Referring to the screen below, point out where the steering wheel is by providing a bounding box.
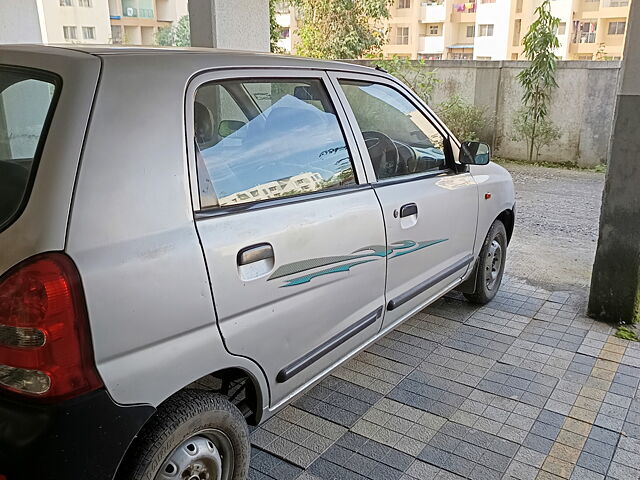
[395,142,418,174]
[362,131,400,179]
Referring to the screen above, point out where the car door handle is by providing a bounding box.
[238,243,274,266]
[400,203,418,218]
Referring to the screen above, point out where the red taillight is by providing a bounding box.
[0,253,102,400]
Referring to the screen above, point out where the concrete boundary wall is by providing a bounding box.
[346,60,621,167]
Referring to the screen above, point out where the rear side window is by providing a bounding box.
[0,67,59,230]
[193,78,355,209]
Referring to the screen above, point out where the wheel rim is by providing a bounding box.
[155,429,235,480]
[485,239,503,291]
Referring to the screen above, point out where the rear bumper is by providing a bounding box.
[0,389,154,480]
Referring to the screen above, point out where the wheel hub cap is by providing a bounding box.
[485,239,502,291]
[157,436,222,480]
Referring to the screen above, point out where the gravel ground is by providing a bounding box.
[499,161,605,291]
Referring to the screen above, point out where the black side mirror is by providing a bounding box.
[460,141,490,165]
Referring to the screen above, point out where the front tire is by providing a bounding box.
[117,390,250,480]
[464,219,507,305]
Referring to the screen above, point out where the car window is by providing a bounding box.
[194,79,355,208]
[0,67,58,231]
[339,80,447,181]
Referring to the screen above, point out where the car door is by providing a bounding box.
[329,72,478,329]
[186,70,387,407]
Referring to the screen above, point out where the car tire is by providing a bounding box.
[464,219,508,305]
[117,390,250,480]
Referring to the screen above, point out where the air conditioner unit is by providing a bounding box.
[126,7,135,16]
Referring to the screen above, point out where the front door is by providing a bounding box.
[187,70,386,406]
[331,74,479,329]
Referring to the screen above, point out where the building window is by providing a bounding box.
[513,19,521,46]
[466,25,475,37]
[575,20,597,43]
[478,24,494,36]
[557,22,566,35]
[481,0,496,3]
[63,26,77,40]
[608,21,626,35]
[78,0,92,6]
[578,54,593,60]
[82,26,96,40]
[429,25,440,35]
[477,56,492,60]
[111,25,123,44]
[396,26,410,44]
[398,0,410,8]
[511,53,519,60]
[516,0,523,13]
[59,0,73,5]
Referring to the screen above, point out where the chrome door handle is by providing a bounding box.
[400,203,418,218]
[237,243,274,266]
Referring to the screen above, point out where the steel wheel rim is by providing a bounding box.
[485,239,503,291]
[155,429,235,480]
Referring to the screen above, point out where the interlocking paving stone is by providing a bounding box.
[443,324,516,360]
[245,279,640,480]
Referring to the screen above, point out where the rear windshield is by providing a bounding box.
[0,66,59,231]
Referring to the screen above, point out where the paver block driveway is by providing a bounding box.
[248,276,640,480]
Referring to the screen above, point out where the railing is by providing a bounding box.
[452,2,477,13]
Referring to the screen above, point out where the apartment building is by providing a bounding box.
[108,0,188,45]
[381,0,631,60]
[0,0,187,46]
[0,0,111,44]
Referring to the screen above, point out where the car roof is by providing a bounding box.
[0,44,376,75]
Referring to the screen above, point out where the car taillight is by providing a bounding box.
[0,253,102,400]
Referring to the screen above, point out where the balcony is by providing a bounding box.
[450,2,477,22]
[421,2,446,23]
[420,35,445,53]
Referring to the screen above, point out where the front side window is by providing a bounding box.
[0,67,59,230]
[194,79,355,208]
[339,80,447,180]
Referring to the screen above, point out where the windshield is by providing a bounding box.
[0,66,59,231]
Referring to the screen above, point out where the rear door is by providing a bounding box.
[187,69,387,406]
[329,72,479,329]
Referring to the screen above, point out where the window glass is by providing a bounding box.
[339,80,447,180]
[194,79,355,208]
[0,67,58,229]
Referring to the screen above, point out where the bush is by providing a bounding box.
[511,108,561,162]
[435,95,487,142]
[371,56,439,104]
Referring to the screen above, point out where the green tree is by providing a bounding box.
[155,15,190,47]
[371,56,439,103]
[269,0,284,53]
[511,108,561,162]
[435,95,487,142]
[516,0,560,162]
[291,0,392,59]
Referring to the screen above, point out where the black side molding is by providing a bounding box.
[277,306,383,383]
[387,254,475,311]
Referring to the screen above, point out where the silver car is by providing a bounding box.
[0,45,515,480]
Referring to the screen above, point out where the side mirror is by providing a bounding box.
[218,120,246,138]
[460,141,490,165]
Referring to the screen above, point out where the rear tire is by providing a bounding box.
[117,390,250,480]
[464,219,507,305]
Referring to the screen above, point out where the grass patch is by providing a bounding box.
[615,326,639,341]
[493,156,606,173]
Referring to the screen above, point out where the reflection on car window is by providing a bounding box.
[339,80,447,180]
[194,79,355,208]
